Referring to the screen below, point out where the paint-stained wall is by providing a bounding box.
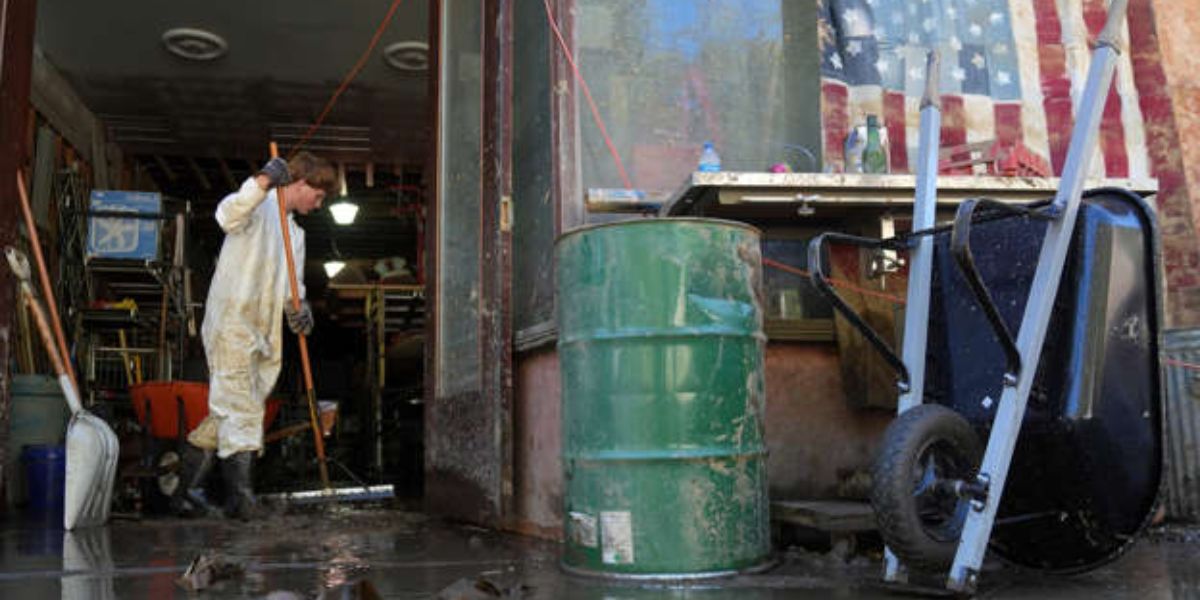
[1137,0,1200,327]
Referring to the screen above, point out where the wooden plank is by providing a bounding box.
[771,500,877,533]
[187,157,211,190]
[30,49,96,161]
[152,154,177,182]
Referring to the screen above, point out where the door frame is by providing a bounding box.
[424,0,514,525]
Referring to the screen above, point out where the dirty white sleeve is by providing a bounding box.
[295,225,306,300]
[215,177,269,234]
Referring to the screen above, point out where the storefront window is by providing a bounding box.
[573,1,823,201]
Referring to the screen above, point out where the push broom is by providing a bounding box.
[265,142,393,505]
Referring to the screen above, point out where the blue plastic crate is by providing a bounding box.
[86,190,162,260]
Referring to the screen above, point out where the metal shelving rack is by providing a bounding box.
[360,283,425,477]
[76,198,194,411]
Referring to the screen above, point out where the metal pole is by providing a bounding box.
[947,0,1128,592]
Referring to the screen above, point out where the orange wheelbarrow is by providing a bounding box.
[128,381,337,512]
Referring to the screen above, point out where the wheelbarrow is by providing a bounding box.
[128,381,337,507]
[807,1,1161,593]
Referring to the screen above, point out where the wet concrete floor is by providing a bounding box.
[0,506,1197,599]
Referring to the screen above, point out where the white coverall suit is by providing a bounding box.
[187,177,305,458]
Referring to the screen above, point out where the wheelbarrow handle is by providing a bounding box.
[807,232,912,391]
[1098,0,1129,50]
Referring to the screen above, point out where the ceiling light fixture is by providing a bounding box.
[323,260,346,278]
[382,41,429,72]
[330,201,359,226]
[161,28,228,61]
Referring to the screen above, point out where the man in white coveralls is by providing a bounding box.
[175,151,335,519]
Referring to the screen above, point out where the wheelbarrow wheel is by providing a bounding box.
[872,404,982,571]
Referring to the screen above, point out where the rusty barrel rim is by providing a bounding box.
[559,556,779,582]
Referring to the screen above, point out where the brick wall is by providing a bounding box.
[1133,0,1200,327]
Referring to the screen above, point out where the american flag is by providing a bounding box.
[818,0,1149,180]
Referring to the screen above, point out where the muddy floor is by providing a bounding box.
[0,505,1197,598]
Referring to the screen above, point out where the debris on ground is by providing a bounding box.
[436,574,529,599]
[176,553,245,592]
[1148,523,1200,544]
[264,592,305,600]
[318,579,384,599]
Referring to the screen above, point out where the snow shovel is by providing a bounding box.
[6,247,118,529]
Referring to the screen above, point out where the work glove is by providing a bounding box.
[284,300,314,336]
[258,157,292,189]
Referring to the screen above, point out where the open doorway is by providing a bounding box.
[19,0,434,512]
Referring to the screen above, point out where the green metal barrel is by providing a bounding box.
[556,218,771,579]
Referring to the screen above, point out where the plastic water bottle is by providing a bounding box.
[843,126,866,173]
[698,141,722,172]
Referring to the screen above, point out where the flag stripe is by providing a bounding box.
[1008,0,1051,165]
[940,95,969,174]
[1084,0,1130,177]
[1115,36,1151,180]
[884,90,908,173]
[963,94,997,145]
[994,102,1023,146]
[822,81,850,171]
[1033,0,1072,174]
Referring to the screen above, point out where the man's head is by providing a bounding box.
[284,151,336,215]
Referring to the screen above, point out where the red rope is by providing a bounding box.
[1165,358,1200,372]
[762,257,906,305]
[542,0,635,190]
[288,0,405,159]
[764,262,1200,374]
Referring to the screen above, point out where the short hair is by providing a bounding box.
[288,151,336,196]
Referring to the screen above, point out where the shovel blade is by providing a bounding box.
[63,412,119,530]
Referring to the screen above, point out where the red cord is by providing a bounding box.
[288,0,405,159]
[543,0,635,190]
[1165,358,1200,372]
[763,257,906,305]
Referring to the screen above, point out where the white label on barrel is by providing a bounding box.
[569,511,598,548]
[601,511,634,564]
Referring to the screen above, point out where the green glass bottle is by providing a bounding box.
[863,115,888,174]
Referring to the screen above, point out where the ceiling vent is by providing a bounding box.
[162,28,228,61]
[382,41,429,72]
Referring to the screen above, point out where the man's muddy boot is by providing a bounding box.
[174,444,222,518]
[223,451,262,521]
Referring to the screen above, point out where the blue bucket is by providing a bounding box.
[21,444,65,517]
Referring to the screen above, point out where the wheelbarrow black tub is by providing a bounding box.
[922,188,1164,572]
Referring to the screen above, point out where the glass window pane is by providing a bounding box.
[575,1,823,199]
[436,1,482,395]
[513,0,556,332]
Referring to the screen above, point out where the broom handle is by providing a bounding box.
[269,143,331,490]
[16,171,79,392]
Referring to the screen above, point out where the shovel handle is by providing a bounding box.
[15,171,78,391]
[269,142,331,490]
[22,288,82,414]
